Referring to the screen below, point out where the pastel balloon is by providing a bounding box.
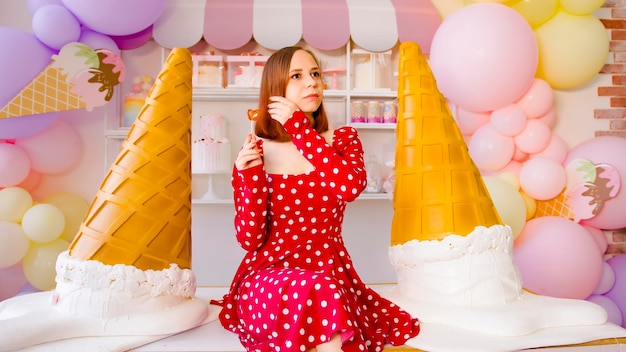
[32,4,81,50]
[509,0,558,27]
[0,187,33,222]
[0,143,31,187]
[519,191,537,220]
[42,192,88,242]
[0,221,31,268]
[489,104,528,137]
[429,3,537,112]
[560,0,605,15]
[519,157,566,200]
[453,105,490,135]
[604,254,626,327]
[582,224,608,255]
[531,134,568,164]
[567,136,626,230]
[592,261,615,295]
[21,203,65,243]
[16,169,42,192]
[14,119,82,174]
[78,29,119,54]
[514,119,552,154]
[535,11,609,90]
[468,124,515,172]
[22,238,69,291]
[111,25,153,50]
[483,176,526,237]
[512,146,529,162]
[513,216,603,299]
[536,107,557,129]
[0,113,59,139]
[586,294,622,326]
[62,0,167,36]
[0,263,28,302]
[27,0,63,15]
[515,78,554,119]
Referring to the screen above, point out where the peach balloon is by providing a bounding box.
[490,103,528,136]
[0,221,30,268]
[519,157,566,200]
[468,124,515,172]
[514,119,552,154]
[516,78,554,119]
[0,143,31,187]
[454,105,490,135]
[531,134,568,164]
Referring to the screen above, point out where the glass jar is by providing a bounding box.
[364,155,383,193]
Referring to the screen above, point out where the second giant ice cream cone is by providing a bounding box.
[391,42,502,244]
[69,47,193,271]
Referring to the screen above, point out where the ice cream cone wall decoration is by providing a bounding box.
[391,42,502,244]
[69,47,193,271]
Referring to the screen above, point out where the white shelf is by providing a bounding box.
[191,192,390,205]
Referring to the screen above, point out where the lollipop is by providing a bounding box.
[247,108,259,135]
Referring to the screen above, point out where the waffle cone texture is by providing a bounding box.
[391,42,502,245]
[69,48,193,271]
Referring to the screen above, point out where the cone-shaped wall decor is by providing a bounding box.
[69,48,193,271]
[391,42,502,244]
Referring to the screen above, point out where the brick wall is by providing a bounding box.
[598,0,626,255]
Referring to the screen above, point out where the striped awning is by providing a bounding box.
[152,0,441,53]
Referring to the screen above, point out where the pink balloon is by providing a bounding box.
[514,119,552,154]
[32,4,81,50]
[468,124,515,172]
[453,105,490,135]
[536,106,557,128]
[489,103,528,137]
[516,78,554,119]
[512,146,529,162]
[0,262,28,301]
[604,254,626,327]
[592,261,615,295]
[567,136,626,230]
[16,170,42,192]
[429,3,538,112]
[14,119,82,174]
[531,134,568,164]
[519,157,566,200]
[0,144,31,187]
[62,0,167,36]
[587,294,622,326]
[488,160,522,178]
[111,25,153,50]
[513,216,603,299]
[582,224,608,255]
[78,29,120,54]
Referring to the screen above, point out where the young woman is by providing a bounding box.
[214,46,420,351]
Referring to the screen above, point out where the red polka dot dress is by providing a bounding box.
[215,111,420,351]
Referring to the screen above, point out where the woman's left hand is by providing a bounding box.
[268,96,298,125]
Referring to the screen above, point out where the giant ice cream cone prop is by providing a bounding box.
[390,41,502,245]
[69,47,193,271]
[0,48,209,352]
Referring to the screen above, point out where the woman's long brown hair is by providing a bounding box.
[254,46,329,142]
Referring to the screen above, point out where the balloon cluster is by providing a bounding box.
[430,2,626,327]
[0,0,167,138]
[0,187,88,299]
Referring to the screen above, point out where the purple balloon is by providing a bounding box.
[111,25,153,50]
[604,254,626,327]
[62,0,166,36]
[0,113,59,139]
[27,0,63,16]
[32,4,82,50]
[79,29,120,54]
[0,27,54,107]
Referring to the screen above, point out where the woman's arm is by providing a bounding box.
[232,164,269,251]
[284,111,367,202]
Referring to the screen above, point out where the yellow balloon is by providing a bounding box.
[21,203,65,243]
[42,193,89,243]
[0,187,33,222]
[509,0,558,27]
[22,238,70,291]
[497,172,520,190]
[560,0,605,15]
[535,11,609,90]
[0,221,30,268]
[520,191,537,219]
[483,176,527,238]
[430,0,466,19]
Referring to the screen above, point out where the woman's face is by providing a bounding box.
[284,50,323,117]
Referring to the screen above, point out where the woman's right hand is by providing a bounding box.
[235,133,263,170]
